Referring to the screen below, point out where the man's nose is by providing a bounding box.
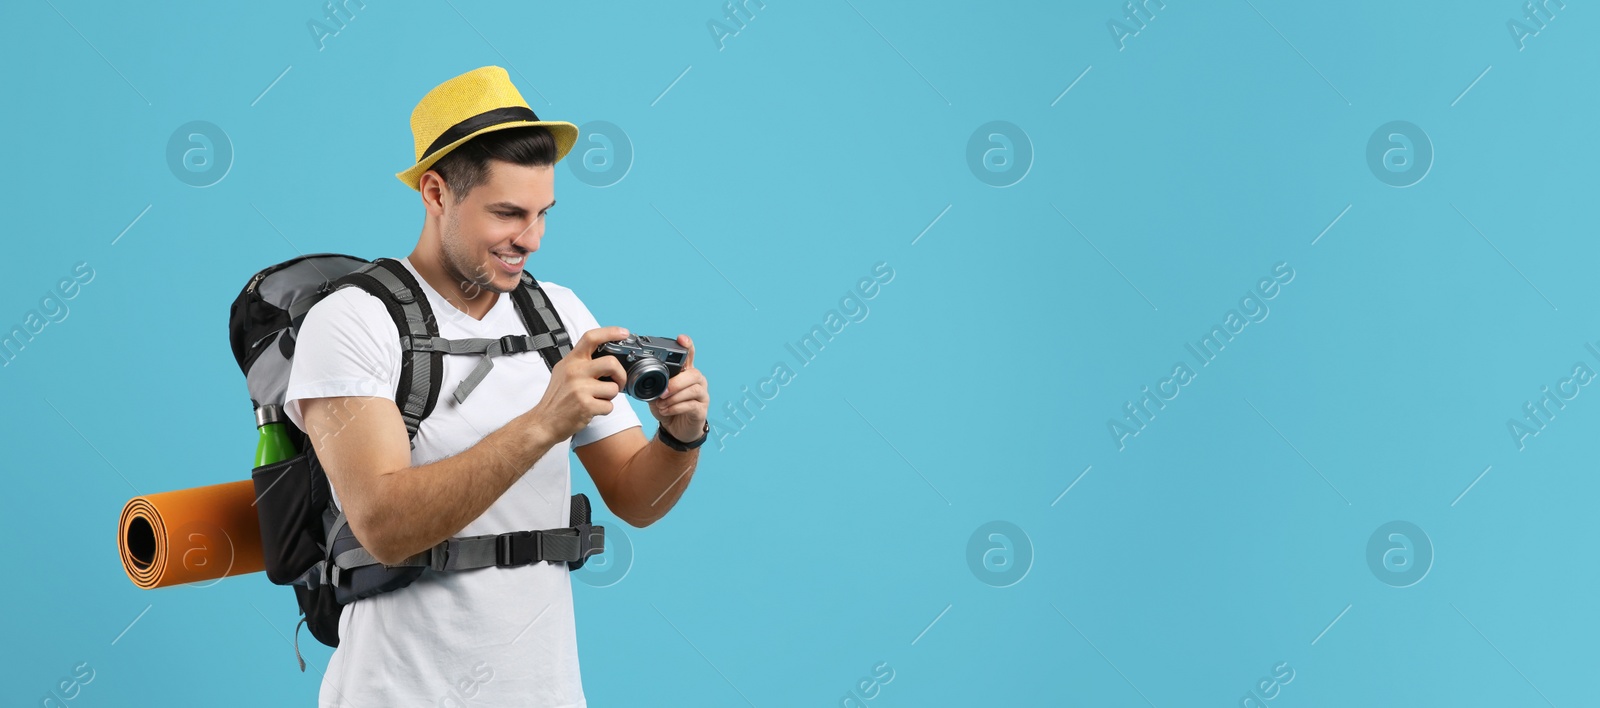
[510,220,542,252]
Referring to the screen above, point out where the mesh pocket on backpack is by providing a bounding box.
[251,449,330,586]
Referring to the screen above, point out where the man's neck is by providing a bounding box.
[404,250,499,321]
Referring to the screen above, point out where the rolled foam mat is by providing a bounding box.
[118,479,265,589]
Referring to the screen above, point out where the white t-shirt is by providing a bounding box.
[284,258,640,708]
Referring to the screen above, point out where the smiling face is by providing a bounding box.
[433,159,556,296]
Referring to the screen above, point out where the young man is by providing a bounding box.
[284,66,710,707]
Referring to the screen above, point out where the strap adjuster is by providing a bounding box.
[496,531,541,567]
[569,524,606,570]
[498,334,533,355]
[429,543,451,572]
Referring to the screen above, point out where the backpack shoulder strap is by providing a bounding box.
[328,258,442,444]
[432,271,572,401]
[323,263,573,432]
[509,271,572,369]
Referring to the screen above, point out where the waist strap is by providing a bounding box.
[322,515,604,587]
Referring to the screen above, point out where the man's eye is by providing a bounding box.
[497,212,516,218]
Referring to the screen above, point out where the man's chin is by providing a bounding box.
[465,275,516,295]
[461,257,523,294]
[485,271,522,294]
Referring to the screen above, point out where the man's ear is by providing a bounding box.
[419,170,450,218]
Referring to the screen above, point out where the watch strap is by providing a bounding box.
[657,421,709,451]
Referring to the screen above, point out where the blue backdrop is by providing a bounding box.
[3,0,1596,705]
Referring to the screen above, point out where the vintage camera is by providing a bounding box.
[594,335,688,401]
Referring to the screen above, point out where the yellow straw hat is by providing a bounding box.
[395,66,578,191]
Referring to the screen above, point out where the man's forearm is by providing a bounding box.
[611,436,700,527]
[358,411,559,563]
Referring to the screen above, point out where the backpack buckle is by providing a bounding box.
[496,530,541,567]
[498,335,533,355]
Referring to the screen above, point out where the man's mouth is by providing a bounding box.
[493,251,525,272]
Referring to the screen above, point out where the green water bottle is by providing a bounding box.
[255,404,297,467]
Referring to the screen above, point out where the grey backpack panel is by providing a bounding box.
[228,254,372,411]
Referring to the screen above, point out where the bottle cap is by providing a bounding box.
[256,403,284,428]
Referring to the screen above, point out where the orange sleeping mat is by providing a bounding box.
[118,480,265,589]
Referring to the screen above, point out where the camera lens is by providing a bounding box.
[635,372,666,400]
[627,359,670,400]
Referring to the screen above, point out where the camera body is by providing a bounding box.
[594,335,688,401]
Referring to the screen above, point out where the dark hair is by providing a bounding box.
[429,125,557,203]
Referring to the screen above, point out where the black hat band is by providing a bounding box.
[421,106,541,162]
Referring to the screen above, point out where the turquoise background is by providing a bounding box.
[3,0,1597,705]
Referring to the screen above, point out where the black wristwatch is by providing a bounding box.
[657,421,709,451]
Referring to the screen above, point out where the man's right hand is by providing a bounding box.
[529,326,633,442]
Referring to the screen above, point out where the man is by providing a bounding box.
[283,66,710,707]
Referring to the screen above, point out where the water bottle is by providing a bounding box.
[255,404,297,467]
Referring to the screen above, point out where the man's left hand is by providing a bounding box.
[648,334,709,443]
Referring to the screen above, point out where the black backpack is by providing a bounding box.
[228,255,605,670]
